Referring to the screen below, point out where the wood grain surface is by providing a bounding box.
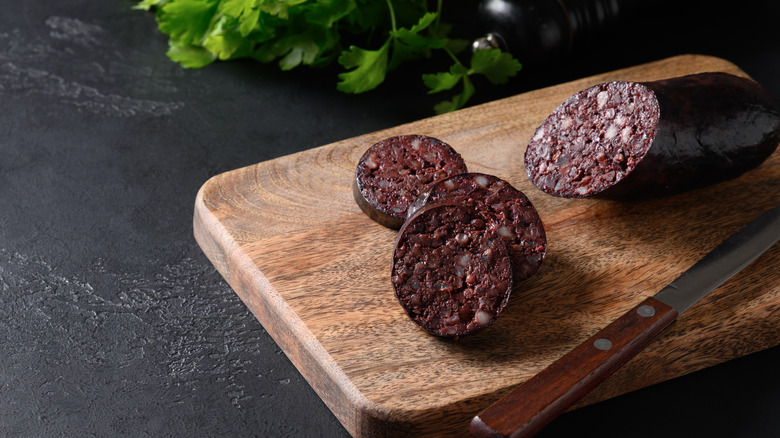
[193,55,780,437]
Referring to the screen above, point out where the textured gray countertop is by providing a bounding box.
[1,1,778,437]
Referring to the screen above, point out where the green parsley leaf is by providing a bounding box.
[388,12,447,69]
[220,0,253,18]
[257,0,298,20]
[395,11,436,36]
[336,40,390,93]
[167,40,217,68]
[133,0,168,11]
[202,16,252,60]
[238,8,260,36]
[277,33,321,70]
[469,48,522,85]
[137,0,527,113]
[305,0,356,28]
[391,30,446,50]
[422,71,459,93]
[252,27,333,69]
[424,48,521,114]
[218,0,261,36]
[433,76,474,114]
[422,63,467,93]
[158,0,219,45]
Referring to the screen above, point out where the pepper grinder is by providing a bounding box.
[472,0,637,65]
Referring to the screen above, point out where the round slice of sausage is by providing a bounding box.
[354,134,468,228]
[408,173,546,283]
[524,72,780,198]
[392,203,513,338]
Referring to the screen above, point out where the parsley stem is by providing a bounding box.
[434,0,442,30]
[385,0,397,32]
[443,46,463,67]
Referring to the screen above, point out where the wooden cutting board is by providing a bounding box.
[193,54,780,437]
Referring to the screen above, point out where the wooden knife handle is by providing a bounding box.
[471,296,678,438]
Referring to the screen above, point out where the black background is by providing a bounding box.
[1,1,778,437]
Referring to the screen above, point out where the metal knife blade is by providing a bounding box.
[654,203,780,313]
[471,204,780,438]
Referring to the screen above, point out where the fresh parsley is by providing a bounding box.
[135,0,522,113]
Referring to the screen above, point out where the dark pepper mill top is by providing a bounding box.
[472,0,627,65]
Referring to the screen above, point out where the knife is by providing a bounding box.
[471,204,780,438]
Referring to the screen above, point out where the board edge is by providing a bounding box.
[193,175,452,437]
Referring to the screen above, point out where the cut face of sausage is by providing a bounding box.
[408,173,546,283]
[392,203,513,338]
[525,73,780,198]
[525,81,660,197]
[354,135,468,228]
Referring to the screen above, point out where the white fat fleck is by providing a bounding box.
[560,117,573,130]
[455,233,470,245]
[474,175,490,188]
[604,124,618,140]
[443,179,456,190]
[575,186,589,196]
[475,310,492,326]
[532,127,545,141]
[497,225,514,238]
[410,138,421,149]
[365,153,379,170]
[422,152,437,163]
[456,253,471,267]
[597,91,609,109]
[621,126,633,143]
[614,114,627,127]
[538,144,550,159]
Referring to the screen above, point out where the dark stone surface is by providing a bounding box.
[0,1,777,437]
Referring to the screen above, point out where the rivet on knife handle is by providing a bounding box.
[470,297,678,438]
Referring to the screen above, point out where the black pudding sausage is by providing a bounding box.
[524,72,780,198]
[392,203,513,338]
[354,134,468,228]
[408,173,547,283]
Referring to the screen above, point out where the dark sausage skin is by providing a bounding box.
[524,72,780,198]
[392,203,513,338]
[408,173,546,283]
[354,135,468,228]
